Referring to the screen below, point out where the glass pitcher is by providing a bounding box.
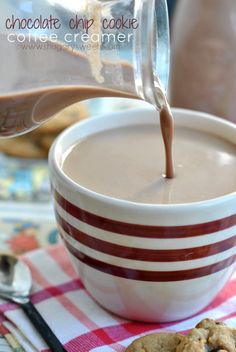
[170,0,236,124]
[0,0,169,137]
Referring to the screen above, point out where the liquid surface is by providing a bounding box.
[0,85,134,137]
[62,124,236,204]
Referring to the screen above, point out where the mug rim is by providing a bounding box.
[48,107,236,210]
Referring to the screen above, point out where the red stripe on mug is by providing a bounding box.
[54,191,236,239]
[63,239,236,282]
[57,212,236,262]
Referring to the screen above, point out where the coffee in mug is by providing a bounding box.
[62,113,236,204]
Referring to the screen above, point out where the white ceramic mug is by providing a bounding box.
[49,108,236,322]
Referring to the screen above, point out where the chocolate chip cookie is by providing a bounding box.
[125,319,236,352]
[125,333,184,352]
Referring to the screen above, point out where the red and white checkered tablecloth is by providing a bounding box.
[0,244,235,352]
